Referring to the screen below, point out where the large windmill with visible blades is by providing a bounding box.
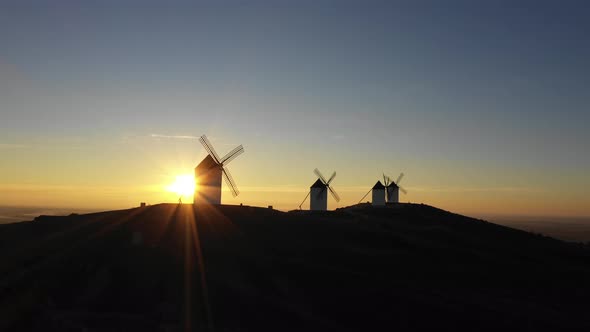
[193,135,244,205]
[307,168,340,211]
[383,172,407,203]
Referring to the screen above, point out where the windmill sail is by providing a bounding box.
[396,172,404,185]
[328,186,340,202]
[314,168,327,184]
[220,145,244,165]
[311,168,340,205]
[199,135,221,164]
[222,168,239,197]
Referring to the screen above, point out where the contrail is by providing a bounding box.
[150,134,199,139]
[0,143,29,149]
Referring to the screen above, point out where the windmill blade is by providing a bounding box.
[220,145,244,166]
[399,185,408,195]
[222,168,240,197]
[383,174,391,186]
[326,171,337,185]
[396,172,405,185]
[314,168,328,184]
[328,186,341,202]
[199,135,221,164]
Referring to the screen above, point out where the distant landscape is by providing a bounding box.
[0,206,103,225]
[2,205,589,244]
[487,215,590,244]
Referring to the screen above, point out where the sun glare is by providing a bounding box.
[166,174,196,199]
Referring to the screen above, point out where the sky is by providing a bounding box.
[1,0,589,217]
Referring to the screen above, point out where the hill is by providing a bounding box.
[1,203,589,331]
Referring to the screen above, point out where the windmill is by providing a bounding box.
[193,135,244,205]
[299,168,340,211]
[311,168,340,211]
[383,172,407,203]
[358,180,386,206]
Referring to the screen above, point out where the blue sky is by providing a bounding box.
[1,1,589,215]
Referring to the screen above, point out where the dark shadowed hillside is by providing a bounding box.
[1,203,589,331]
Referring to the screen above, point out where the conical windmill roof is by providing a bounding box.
[195,155,219,171]
[310,179,326,189]
[373,181,385,189]
[387,181,399,188]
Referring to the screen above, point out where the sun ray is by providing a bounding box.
[187,205,214,331]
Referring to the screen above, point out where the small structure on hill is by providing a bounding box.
[194,135,244,205]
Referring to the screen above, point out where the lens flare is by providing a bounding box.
[166,174,196,199]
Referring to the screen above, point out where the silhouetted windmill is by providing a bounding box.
[194,135,244,205]
[310,168,340,211]
[358,180,386,206]
[384,172,407,203]
[298,168,341,210]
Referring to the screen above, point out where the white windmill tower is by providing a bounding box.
[194,135,244,205]
[384,172,407,203]
[372,181,386,206]
[308,168,340,211]
[358,180,386,206]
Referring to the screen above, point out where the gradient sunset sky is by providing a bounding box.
[1,1,589,217]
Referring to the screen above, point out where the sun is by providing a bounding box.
[166,174,196,199]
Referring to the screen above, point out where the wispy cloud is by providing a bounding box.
[0,183,159,192]
[149,134,240,147]
[150,134,200,140]
[0,143,29,149]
